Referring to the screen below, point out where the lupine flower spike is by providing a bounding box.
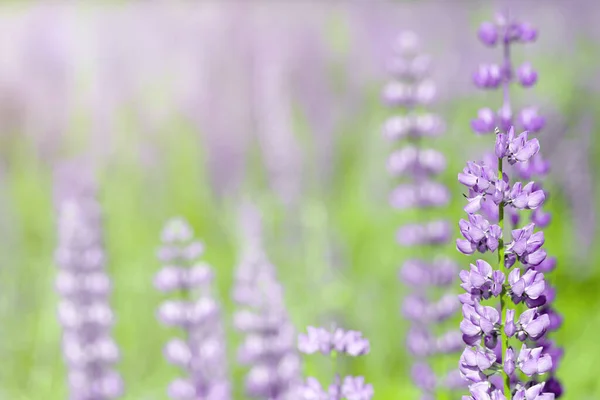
[54,167,124,400]
[298,326,373,400]
[155,218,231,400]
[458,10,560,400]
[383,31,463,397]
[233,204,301,399]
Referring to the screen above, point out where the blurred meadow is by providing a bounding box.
[0,1,598,399]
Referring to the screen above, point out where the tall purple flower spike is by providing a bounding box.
[233,205,301,400]
[155,218,230,400]
[54,167,124,400]
[298,326,373,400]
[383,31,462,398]
[458,11,560,400]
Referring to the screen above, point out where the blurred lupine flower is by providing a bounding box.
[53,168,124,400]
[155,218,230,400]
[233,212,301,400]
[297,326,373,400]
[382,31,461,398]
[458,11,560,399]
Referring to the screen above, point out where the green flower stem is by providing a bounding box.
[498,156,511,398]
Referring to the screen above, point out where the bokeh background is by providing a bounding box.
[0,1,598,399]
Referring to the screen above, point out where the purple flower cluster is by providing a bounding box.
[154,218,230,400]
[54,174,124,400]
[460,11,562,399]
[233,249,301,400]
[383,31,461,397]
[298,326,373,400]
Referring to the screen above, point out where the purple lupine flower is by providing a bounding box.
[489,12,561,396]
[233,241,301,399]
[459,11,560,399]
[456,215,502,254]
[298,326,373,400]
[155,218,230,400]
[516,345,553,376]
[383,31,460,398]
[54,168,124,400]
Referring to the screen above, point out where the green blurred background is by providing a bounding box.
[0,1,598,399]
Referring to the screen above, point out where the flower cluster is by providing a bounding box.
[383,31,462,397]
[298,326,373,400]
[462,12,562,398]
[155,218,230,400]
[457,129,556,398]
[54,170,124,400]
[233,209,301,400]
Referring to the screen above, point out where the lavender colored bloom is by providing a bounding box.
[155,218,230,400]
[298,326,372,400]
[459,10,561,398]
[516,345,553,376]
[397,220,451,246]
[473,64,503,89]
[518,107,545,133]
[53,168,123,400]
[387,146,446,177]
[460,302,499,345]
[508,268,547,307]
[514,383,554,400]
[459,260,504,300]
[297,327,333,355]
[341,376,374,400]
[516,63,538,87]
[412,363,436,392]
[400,258,458,288]
[459,346,497,383]
[471,108,497,135]
[457,215,502,254]
[389,181,450,209]
[478,22,499,46]
[495,127,540,164]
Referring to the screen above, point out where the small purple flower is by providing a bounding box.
[342,376,374,400]
[508,268,547,307]
[474,64,503,89]
[387,146,446,177]
[298,327,372,399]
[297,327,332,355]
[412,363,436,391]
[506,182,546,211]
[518,107,545,133]
[516,63,538,87]
[504,347,516,375]
[397,220,451,246]
[399,258,457,288]
[301,377,328,400]
[457,215,502,254]
[506,223,546,263]
[514,382,554,400]
[459,260,504,300]
[460,302,500,345]
[478,22,499,46]
[332,329,370,356]
[516,344,553,376]
[471,108,497,134]
[459,346,497,383]
[495,127,540,165]
[513,154,550,181]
